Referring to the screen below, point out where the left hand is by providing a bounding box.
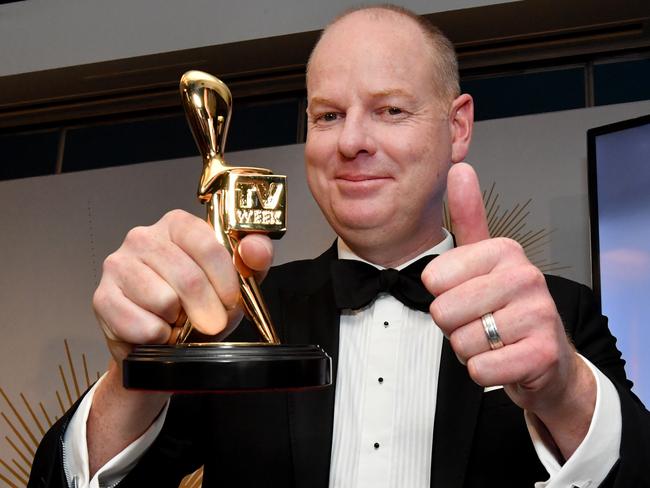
[422,163,595,457]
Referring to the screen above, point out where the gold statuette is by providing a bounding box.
[122,71,331,392]
[172,70,285,345]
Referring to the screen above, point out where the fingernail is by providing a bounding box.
[454,352,466,366]
[259,237,273,256]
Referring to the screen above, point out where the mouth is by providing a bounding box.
[335,173,390,182]
[334,174,392,195]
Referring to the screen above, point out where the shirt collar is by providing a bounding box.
[336,228,454,271]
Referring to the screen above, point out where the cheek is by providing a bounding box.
[399,128,452,174]
[305,132,337,185]
[385,132,452,207]
[305,141,325,176]
[304,162,319,196]
[304,151,330,211]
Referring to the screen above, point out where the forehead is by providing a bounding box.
[308,11,436,96]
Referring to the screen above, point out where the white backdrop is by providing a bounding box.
[1,99,649,483]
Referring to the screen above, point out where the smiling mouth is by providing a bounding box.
[334,175,392,195]
[336,175,389,182]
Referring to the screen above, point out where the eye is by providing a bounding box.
[314,112,340,124]
[377,106,407,120]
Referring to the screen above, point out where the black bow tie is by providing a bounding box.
[330,255,437,312]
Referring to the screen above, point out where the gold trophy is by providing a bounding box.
[122,71,331,391]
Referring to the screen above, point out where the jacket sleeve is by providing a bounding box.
[28,390,206,488]
[548,275,650,487]
[28,397,78,488]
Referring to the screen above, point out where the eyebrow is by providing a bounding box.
[368,88,415,100]
[308,97,336,108]
[308,90,416,107]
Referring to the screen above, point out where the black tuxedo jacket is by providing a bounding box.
[30,245,650,487]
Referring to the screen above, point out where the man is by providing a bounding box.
[30,5,649,488]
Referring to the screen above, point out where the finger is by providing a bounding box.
[429,264,539,328]
[164,211,241,312]
[104,252,181,324]
[93,279,171,346]
[466,338,557,388]
[422,237,527,296]
[143,243,230,335]
[122,223,231,336]
[238,234,273,277]
[447,162,489,246]
[447,307,529,364]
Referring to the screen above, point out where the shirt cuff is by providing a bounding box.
[62,373,170,488]
[526,354,621,488]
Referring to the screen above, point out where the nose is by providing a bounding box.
[337,112,377,159]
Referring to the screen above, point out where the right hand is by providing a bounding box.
[92,209,274,363]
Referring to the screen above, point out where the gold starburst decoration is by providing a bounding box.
[443,182,570,274]
[0,341,203,487]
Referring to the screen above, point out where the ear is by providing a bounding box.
[449,94,474,163]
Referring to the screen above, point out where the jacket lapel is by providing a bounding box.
[430,338,483,488]
[283,246,340,488]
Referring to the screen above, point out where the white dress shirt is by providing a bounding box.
[63,229,622,487]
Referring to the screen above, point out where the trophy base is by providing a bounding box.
[123,343,332,392]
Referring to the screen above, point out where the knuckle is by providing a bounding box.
[492,237,524,262]
[178,268,206,297]
[506,264,545,298]
[518,264,544,289]
[196,234,225,260]
[535,339,560,370]
[141,322,167,344]
[101,252,121,275]
[162,209,204,236]
[528,265,546,286]
[498,237,524,254]
[538,300,558,324]
[124,225,153,250]
[158,293,181,324]
[92,286,111,315]
[163,208,191,224]
[220,282,241,310]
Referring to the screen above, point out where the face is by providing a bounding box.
[305,11,471,265]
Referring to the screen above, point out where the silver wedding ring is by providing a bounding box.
[481,312,504,350]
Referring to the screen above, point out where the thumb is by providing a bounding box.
[447,162,489,246]
[236,234,274,281]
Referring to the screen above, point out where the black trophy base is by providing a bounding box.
[123,343,331,392]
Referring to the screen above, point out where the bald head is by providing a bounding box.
[307,5,460,110]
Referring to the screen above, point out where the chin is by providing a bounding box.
[333,207,390,231]
[344,201,385,218]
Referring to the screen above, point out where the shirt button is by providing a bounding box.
[374,442,380,449]
[378,377,384,384]
[383,321,389,327]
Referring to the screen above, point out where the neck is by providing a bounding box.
[342,227,446,268]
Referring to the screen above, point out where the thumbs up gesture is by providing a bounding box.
[421,162,596,459]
